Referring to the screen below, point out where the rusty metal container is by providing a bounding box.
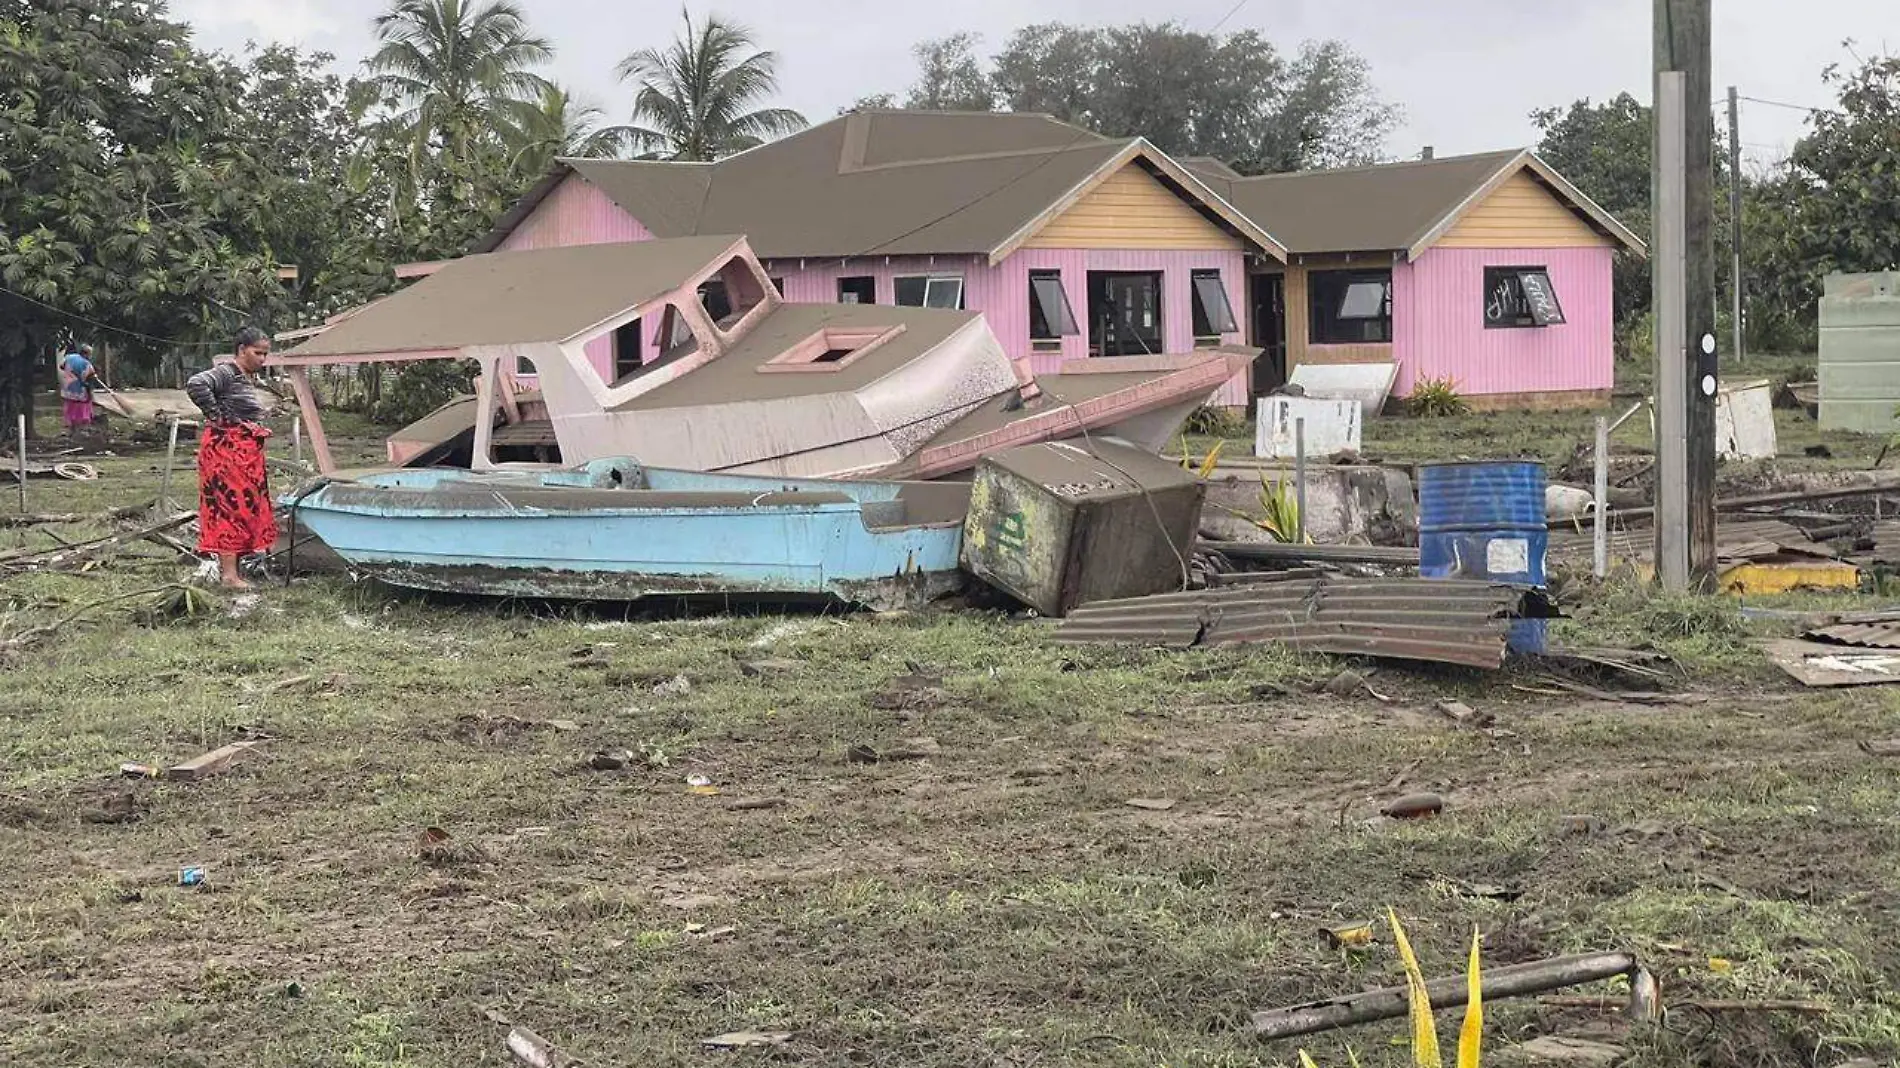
[961,440,1205,617]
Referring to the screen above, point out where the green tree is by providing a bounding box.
[0,0,288,431]
[511,85,634,178]
[1531,94,1655,329]
[364,0,552,167]
[902,33,994,112]
[616,11,807,161]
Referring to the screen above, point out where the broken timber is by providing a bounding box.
[166,741,264,782]
[1201,540,1421,567]
[1252,951,1645,1041]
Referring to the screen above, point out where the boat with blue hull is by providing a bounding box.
[285,459,971,609]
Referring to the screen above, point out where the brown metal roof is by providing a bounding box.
[1194,149,1642,258]
[284,237,745,358]
[477,111,1283,262]
[1054,574,1552,670]
[1804,610,1900,650]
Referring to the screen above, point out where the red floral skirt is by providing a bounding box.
[198,423,277,555]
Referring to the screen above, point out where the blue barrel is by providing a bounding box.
[1417,461,1548,654]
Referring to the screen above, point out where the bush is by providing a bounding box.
[1405,377,1469,418]
[1182,404,1248,439]
[370,360,479,427]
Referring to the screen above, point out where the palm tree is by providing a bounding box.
[616,11,807,162]
[365,0,554,162]
[511,85,635,177]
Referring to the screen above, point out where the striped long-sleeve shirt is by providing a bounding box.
[184,362,271,425]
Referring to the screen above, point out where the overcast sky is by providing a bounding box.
[175,0,1891,170]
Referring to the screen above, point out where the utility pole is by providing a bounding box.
[1727,85,1745,366]
[1653,0,1717,590]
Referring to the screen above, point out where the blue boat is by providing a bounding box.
[284,458,971,610]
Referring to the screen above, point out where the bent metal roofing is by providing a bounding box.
[475,110,1285,263]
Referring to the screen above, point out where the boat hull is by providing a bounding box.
[289,462,968,610]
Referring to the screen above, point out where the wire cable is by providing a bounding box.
[1737,94,1843,116]
[0,283,228,349]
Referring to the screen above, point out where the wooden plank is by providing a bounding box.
[166,741,263,782]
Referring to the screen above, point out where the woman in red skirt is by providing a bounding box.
[184,327,276,589]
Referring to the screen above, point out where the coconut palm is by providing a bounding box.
[511,85,635,176]
[365,0,554,162]
[615,11,807,162]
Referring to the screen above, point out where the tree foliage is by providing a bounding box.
[364,0,553,163]
[876,23,1398,172]
[617,11,807,162]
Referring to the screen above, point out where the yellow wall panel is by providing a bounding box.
[1024,165,1242,250]
[1437,171,1613,249]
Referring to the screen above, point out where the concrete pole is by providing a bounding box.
[1654,71,1691,592]
[1728,85,1745,366]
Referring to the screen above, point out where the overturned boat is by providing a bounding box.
[287,458,971,609]
[275,236,1250,481]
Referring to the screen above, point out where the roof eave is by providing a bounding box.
[471,163,574,254]
[1404,149,1649,260]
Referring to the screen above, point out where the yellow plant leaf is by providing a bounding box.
[1388,908,1442,1068]
[1708,957,1733,975]
[1298,1052,1322,1068]
[1196,440,1227,479]
[1347,1050,1363,1068]
[1456,926,1483,1068]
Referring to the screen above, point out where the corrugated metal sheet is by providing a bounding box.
[1805,610,1900,650]
[1548,519,1811,567]
[1055,574,1550,669]
[1819,271,1900,434]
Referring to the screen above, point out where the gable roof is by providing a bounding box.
[475,110,1286,263]
[284,236,746,358]
[1192,149,1645,259]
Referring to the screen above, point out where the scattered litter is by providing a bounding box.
[738,658,802,678]
[687,924,739,941]
[544,719,581,733]
[652,674,693,698]
[686,773,713,788]
[749,621,819,649]
[1503,1035,1626,1067]
[728,797,785,811]
[869,674,948,712]
[165,740,263,782]
[846,744,880,764]
[1011,763,1063,780]
[1321,921,1376,950]
[1707,956,1735,975]
[1380,792,1444,820]
[1125,797,1178,812]
[1858,738,1900,757]
[1557,814,1607,838]
[881,736,943,760]
[661,892,730,911]
[417,826,454,862]
[506,1024,565,1068]
[120,762,159,778]
[1322,670,1370,697]
[1763,638,1900,687]
[178,865,207,888]
[1435,700,1494,728]
[685,773,720,796]
[701,1030,794,1049]
[588,751,631,771]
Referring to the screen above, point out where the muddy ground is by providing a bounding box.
[2,417,1898,1068]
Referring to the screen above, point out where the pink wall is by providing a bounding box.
[765,248,1252,406]
[501,177,659,379]
[1395,246,1615,397]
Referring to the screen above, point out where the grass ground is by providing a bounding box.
[4,400,1900,1068]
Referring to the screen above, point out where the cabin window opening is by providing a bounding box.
[759,325,905,373]
[487,354,562,467]
[1190,269,1238,346]
[708,256,770,328]
[838,276,877,304]
[1483,266,1566,328]
[698,281,732,323]
[1308,269,1393,344]
[611,318,643,382]
[1028,270,1079,349]
[895,275,965,310]
[658,304,701,358]
[769,277,785,295]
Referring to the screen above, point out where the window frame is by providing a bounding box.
[893,274,965,310]
[1028,269,1080,344]
[1190,268,1239,340]
[838,276,877,305]
[1307,268,1393,345]
[611,317,644,383]
[1482,265,1567,329]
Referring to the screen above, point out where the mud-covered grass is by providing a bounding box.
[4,436,1900,1067]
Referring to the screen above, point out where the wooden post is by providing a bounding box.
[15,414,25,513]
[1654,71,1690,592]
[1656,0,1718,587]
[287,368,335,475]
[1727,85,1745,366]
[157,418,181,513]
[293,415,303,466]
[1294,416,1307,544]
[1594,416,1610,578]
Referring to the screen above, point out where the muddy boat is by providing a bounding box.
[274,235,1251,481]
[285,458,970,609]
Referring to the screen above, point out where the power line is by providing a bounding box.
[1737,93,1843,116]
[1210,0,1251,32]
[0,282,228,349]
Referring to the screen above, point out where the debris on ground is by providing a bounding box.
[1857,738,1900,757]
[881,736,943,760]
[1055,574,1556,670]
[1380,792,1445,820]
[1435,699,1494,727]
[1763,638,1900,688]
[701,1029,794,1049]
[727,797,786,811]
[505,1024,565,1068]
[868,674,949,712]
[1124,797,1178,812]
[738,657,802,678]
[164,740,264,782]
[588,751,631,771]
[651,674,693,698]
[1321,921,1376,950]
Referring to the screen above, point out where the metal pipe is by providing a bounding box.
[16,414,24,513]
[157,418,181,512]
[1294,416,1307,544]
[1594,416,1610,578]
[1252,951,1641,1041]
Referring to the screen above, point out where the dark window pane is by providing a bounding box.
[698,281,732,323]
[1519,270,1565,325]
[769,277,785,295]
[1483,266,1563,328]
[1191,270,1238,336]
[893,276,928,307]
[924,277,963,309]
[1029,271,1079,339]
[839,276,876,304]
[1309,269,1392,344]
[612,318,643,381]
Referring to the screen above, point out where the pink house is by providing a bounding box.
[1193,150,1646,409]
[473,110,1287,408]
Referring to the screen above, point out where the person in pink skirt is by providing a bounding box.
[58,343,99,435]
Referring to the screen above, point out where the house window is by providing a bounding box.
[612,318,643,382]
[1028,270,1079,347]
[1087,271,1163,357]
[1190,269,1238,344]
[759,325,904,373]
[838,276,877,304]
[1309,269,1392,344]
[895,275,965,309]
[1483,266,1566,328]
[698,280,733,324]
